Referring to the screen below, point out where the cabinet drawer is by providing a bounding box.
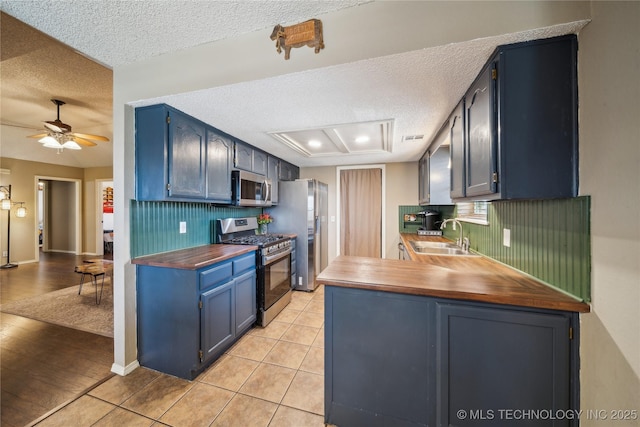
[233,253,256,275]
[200,262,233,291]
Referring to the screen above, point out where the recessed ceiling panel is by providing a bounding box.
[269,119,393,158]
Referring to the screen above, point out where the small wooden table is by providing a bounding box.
[75,260,113,305]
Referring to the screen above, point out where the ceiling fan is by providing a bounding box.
[28,99,109,152]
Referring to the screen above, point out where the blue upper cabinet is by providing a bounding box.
[449,100,466,199]
[234,140,269,176]
[135,104,233,203]
[465,60,498,198]
[279,160,300,181]
[168,111,206,199]
[205,130,234,202]
[450,35,578,201]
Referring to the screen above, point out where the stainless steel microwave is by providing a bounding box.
[231,170,272,207]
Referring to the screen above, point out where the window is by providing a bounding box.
[456,201,489,225]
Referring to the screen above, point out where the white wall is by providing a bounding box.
[577,2,640,424]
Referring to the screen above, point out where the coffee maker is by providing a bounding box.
[416,210,443,236]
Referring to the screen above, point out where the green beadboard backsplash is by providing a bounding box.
[401,196,591,302]
[130,201,262,258]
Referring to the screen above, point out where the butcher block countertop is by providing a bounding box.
[316,233,590,313]
[131,244,257,270]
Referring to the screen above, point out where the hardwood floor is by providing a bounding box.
[0,252,114,427]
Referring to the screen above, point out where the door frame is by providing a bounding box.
[95,179,114,255]
[335,165,386,257]
[34,176,82,261]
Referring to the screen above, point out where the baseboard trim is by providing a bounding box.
[111,360,140,376]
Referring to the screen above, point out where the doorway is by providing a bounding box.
[35,177,82,261]
[96,180,114,256]
[337,166,385,258]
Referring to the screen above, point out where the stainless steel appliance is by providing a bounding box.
[217,217,291,326]
[266,179,328,292]
[416,210,443,236]
[231,170,272,207]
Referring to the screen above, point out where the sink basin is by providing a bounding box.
[409,241,458,249]
[408,240,479,257]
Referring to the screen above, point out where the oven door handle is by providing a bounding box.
[263,248,291,265]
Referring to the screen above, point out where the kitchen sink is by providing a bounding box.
[408,240,480,257]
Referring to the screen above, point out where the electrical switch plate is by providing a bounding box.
[2,251,7,257]
[180,221,187,234]
[503,228,511,247]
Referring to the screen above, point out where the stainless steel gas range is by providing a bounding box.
[217,217,292,327]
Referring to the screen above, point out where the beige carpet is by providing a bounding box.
[0,282,113,338]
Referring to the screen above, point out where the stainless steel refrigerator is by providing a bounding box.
[266,179,328,292]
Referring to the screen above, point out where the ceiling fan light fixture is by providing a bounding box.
[62,140,82,150]
[42,138,63,149]
[38,135,58,145]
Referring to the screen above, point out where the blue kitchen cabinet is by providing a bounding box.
[267,155,280,204]
[448,35,578,201]
[201,280,234,363]
[465,60,497,198]
[419,120,452,206]
[234,269,258,333]
[418,151,429,205]
[436,302,573,427]
[449,99,466,199]
[137,251,256,379]
[205,130,234,202]
[234,140,269,176]
[325,286,579,427]
[135,104,233,203]
[279,160,300,181]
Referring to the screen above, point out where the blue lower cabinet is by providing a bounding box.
[324,286,579,427]
[137,252,256,379]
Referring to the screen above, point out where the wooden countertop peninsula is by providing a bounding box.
[131,244,257,270]
[316,233,590,313]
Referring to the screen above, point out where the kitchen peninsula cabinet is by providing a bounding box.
[448,35,578,201]
[135,104,233,203]
[319,256,587,427]
[135,248,256,380]
[324,286,576,427]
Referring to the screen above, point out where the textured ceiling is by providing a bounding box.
[0,2,589,169]
[0,0,364,67]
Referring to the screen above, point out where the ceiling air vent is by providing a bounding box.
[402,135,424,142]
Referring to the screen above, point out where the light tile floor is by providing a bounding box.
[34,286,326,427]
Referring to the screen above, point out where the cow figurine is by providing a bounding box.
[270,19,324,60]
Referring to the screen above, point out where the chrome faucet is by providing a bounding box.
[440,218,467,250]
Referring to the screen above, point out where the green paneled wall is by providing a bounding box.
[436,196,591,302]
[130,201,261,258]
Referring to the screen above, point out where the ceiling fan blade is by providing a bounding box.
[72,136,98,147]
[71,132,110,142]
[27,133,48,139]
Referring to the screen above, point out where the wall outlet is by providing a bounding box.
[503,228,511,247]
[2,251,7,257]
[179,221,187,234]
